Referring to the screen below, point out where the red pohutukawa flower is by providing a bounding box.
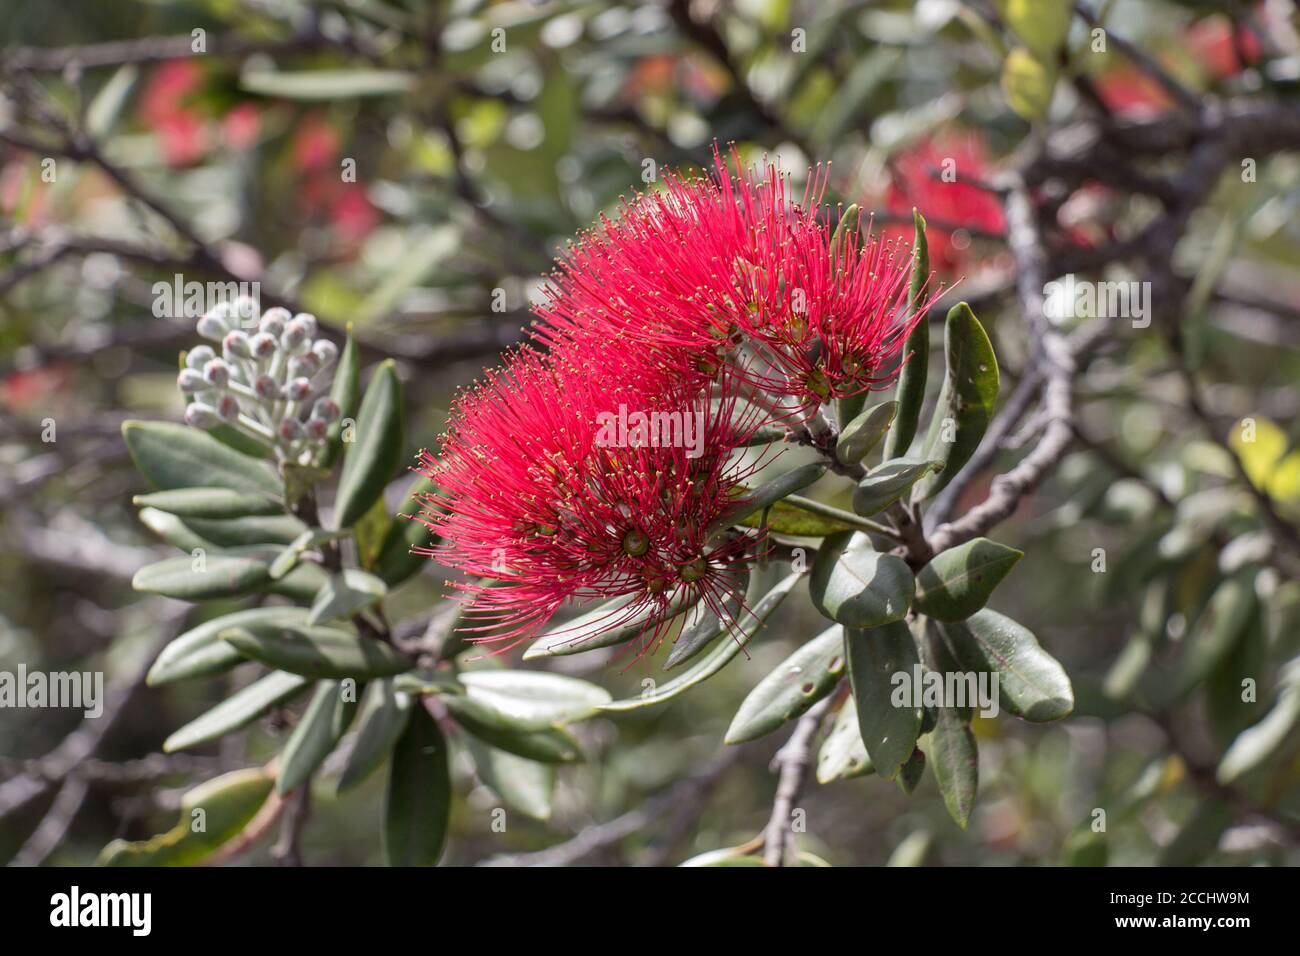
[422,144,938,652]
[532,145,930,416]
[415,348,764,651]
[883,132,1006,274]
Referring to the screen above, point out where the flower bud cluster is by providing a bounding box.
[179,297,341,464]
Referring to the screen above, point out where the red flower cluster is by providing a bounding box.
[882,133,1006,275]
[419,147,930,650]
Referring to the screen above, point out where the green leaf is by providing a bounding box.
[322,329,360,469]
[922,704,979,828]
[836,401,897,465]
[939,610,1074,721]
[164,671,309,752]
[269,528,349,580]
[664,574,749,670]
[809,531,914,629]
[222,623,410,680]
[334,361,403,529]
[337,679,412,792]
[600,572,803,713]
[883,210,931,460]
[357,226,460,325]
[133,487,282,519]
[242,69,416,100]
[458,670,611,729]
[852,458,943,516]
[816,697,875,782]
[443,695,583,763]
[375,476,441,586]
[914,538,1022,621]
[132,548,277,600]
[99,767,274,866]
[523,590,697,660]
[1166,573,1257,702]
[896,748,926,795]
[181,514,307,547]
[148,606,311,686]
[725,624,846,744]
[709,463,827,534]
[916,302,999,499]
[123,421,279,495]
[1002,46,1056,120]
[1217,672,1300,784]
[739,497,859,536]
[384,705,451,867]
[465,738,555,822]
[277,680,359,794]
[846,621,922,779]
[307,569,388,625]
[886,828,932,867]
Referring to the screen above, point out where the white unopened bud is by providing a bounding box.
[259,309,288,338]
[305,418,329,441]
[215,394,240,422]
[278,418,303,443]
[185,403,220,428]
[197,313,228,341]
[186,345,216,369]
[311,340,338,368]
[311,397,341,422]
[291,313,318,339]
[282,319,311,352]
[253,374,279,400]
[289,352,320,378]
[178,369,206,393]
[284,377,313,401]
[203,359,232,387]
[248,333,278,359]
[223,330,251,359]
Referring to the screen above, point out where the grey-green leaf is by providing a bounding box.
[307,569,388,626]
[914,538,1023,621]
[709,463,827,534]
[442,695,583,763]
[337,679,412,792]
[816,697,875,783]
[599,572,802,713]
[809,531,914,629]
[334,361,403,529]
[883,209,931,460]
[915,302,999,499]
[123,420,279,495]
[465,738,555,822]
[852,458,943,516]
[222,623,410,680]
[939,609,1074,721]
[523,590,697,660]
[164,671,309,752]
[836,402,897,465]
[459,670,611,729]
[725,625,846,744]
[923,704,979,828]
[132,548,277,600]
[133,487,282,519]
[277,680,358,794]
[148,606,310,686]
[383,704,450,867]
[846,621,922,779]
[664,573,749,670]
